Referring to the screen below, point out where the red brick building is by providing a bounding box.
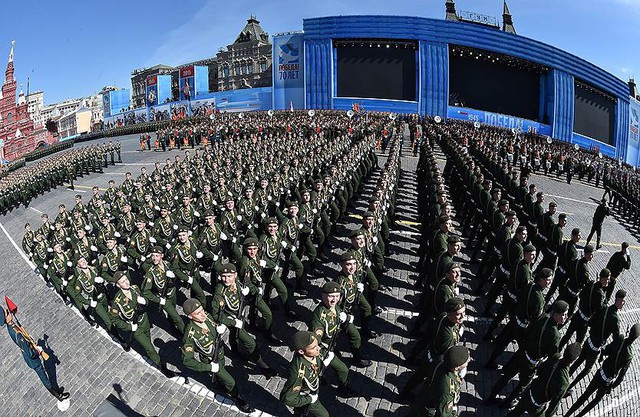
[0,41,55,162]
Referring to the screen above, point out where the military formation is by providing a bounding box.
[0,142,121,214]
[406,116,637,417]
[19,110,406,415]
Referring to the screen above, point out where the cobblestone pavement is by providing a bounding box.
[0,132,638,416]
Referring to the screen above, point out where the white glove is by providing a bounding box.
[196,251,203,259]
[454,287,460,296]
[173,225,179,230]
[65,237,71,242]
[90,300,98,308]
[187,276,194,285]
[241,286,250,296]
[166,243,172,249]
[236,215,242,221]
[281,241,288,249]
[131,323,138,332]
[210,362,219,373]
[120,256,128,263]
[140,255,146,262]
[114,232,122,238]
[259,259,267,268]
[234,318,243,329]
[310,393,318,404]
[348,314,354,324]
[254,206,260,211]
[373,236,378,244]
[62,279,68,287]
[274,265,281,272]
[84,225,91,231]
[459,326,465,337]
[298,223,304,230]
[261,212,267,219]
[160,297,166,306]
[339,312,348,323]
[194,211,200,217]
[149,236,157,243]
[148,221,155,227]
[154,205,160,211]
[66,261,73,267]
[213,254,219,261]
[312,208,318,214]
[291,245,297,252]
[323,351,335,367]
[47,247,53,253]
[90,245,98,252]
[267,196,273,202]
[365,259,372,268]
[94,276,105,284]
[232,237,237,244]
[216,324,227,335]
[275,202,280,207]
[220,232,228,240]
[137,296,147,305]
[357,283,365,293]
[258,287,264,295]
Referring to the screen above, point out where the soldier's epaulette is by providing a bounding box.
[297,361,305,379]
[187,327,195,338]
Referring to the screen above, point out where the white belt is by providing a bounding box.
[528,221,537,227]
[506,290,518,302]
[500,265,510,275]
[567,286,580,297]
[529,390,544,408]
[525,352,541,366]
[516,317,529,329]
[578,309,590,321]
[558,266,566,274]
[494,247,502,256]
[539,235,548,242]
[587,336,604,352]
[599,368,614,384]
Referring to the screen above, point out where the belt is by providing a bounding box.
[528,221,538,227]
[500,265,510,275]
[599,368,614,385]
[567,286,580,297]
[578,309,590,321]
[494,247,502,256]
[529,390,544,408]
[525,352,541,367]
[587,336,604,352]
[506,290,518,302]
[516,317,529,329]
[547,250,557,257]
[538,235,548,242]
[558,266,566,274]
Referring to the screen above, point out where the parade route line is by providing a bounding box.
[74,185,108,191]
[29,207,43,215]
[545,194,599,206]
[0,222,34,267]
[67,188,86,193]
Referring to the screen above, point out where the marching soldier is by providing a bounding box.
[99,235,129,283]
[280,200,308,296]
[142,246,184,334]
[604,242,631,301]
[127,217,153,271]
[181,298,255,413]
[22,223,35,258]
[170,226,206,306]
[110,271,175,377]
[546,228,581,305]
[67,255,113,332]
[346,229,381,313]
[47,243,72,298]
[219,196,242,263]
[559,244,594,318]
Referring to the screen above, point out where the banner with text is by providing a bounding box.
[627,97,640,166]
[179,66,195,101]
[447,106,552,136]
[272,33,304,110]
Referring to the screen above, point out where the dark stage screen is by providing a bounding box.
[449,51,542,121]
[574,83,615,145]
[336,44,416,101]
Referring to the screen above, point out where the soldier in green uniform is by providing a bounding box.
[210,264,277,378]
[238,237,281,344]
[71,227,99,266]
[335,252,377,341]
[310,280,371,380]
[259,217,297,318]
[47,243,72,298]
[109,271,175,377]
[506,343,582,417]
[564,324,640,417]
[407,345,471,417]
[280,331,328,417]
[67,255,113,332]
[346,228,381,313]
[181,298,255,413]
[31,229,51,276]
[126,217,153,271]
[280,200,308,295]
[142,246,184,335]
[99,235,129,283]
[21,223,35,258]
[604,242,631,302]
[170,226,206,305]
[546,227,580,305]
[485,300,569,407]
[219,196,243,263]
[559,244,594,318]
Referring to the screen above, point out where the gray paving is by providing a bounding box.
[0,132,637,417]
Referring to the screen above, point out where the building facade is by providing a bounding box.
[0,42,54,162]
[26,90,44,127]
[130,64,174,109]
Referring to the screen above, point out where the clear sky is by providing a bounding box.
[1,0,639,105]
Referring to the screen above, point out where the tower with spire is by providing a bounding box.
[445,0,459,22]
[502,0,516,34]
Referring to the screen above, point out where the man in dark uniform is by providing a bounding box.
[585,199,610,250]
[546,228,580,305]
[181,298,254,413]
[604,242,631,301]
[559,244,594,318]
[564,324,640,417]
[280,331,328,417]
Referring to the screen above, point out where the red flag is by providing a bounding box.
[5,296,18,314]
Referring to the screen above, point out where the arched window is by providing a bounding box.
[6,112,12,123]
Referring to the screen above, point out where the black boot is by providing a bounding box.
[228,387,255,414]
[284,302,298,320]
[48,387,70,401]
[263,329,283,345]
[252,351,278,379]
[159,361,176,378]
[336,383,359,398]
[362,316,379,339]
[352,348,372,368]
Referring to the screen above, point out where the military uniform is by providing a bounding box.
[142,253,184,334]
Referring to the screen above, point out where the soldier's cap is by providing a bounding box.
[160,205,170,211]
[286,200,299,208]
[491,187,501,194]
[203,209,215,217]
[243,237,259,247]
[105,233,116,241]
[599,268,611,278]
[622,241,630,249]
[135,216,147,224]
[292,330,316,351]
[583,244,595,253]
[113,271,128,282]
[340,252,357,263]
[265,217,278,226]
[629,323,640,341]
[225,195,234,202]
[447,235,461,245]
[35,229,43,236]
[571,228,581,236]
[448,262,461,272]
[436,190,447,196]
[445,297,465,313]
[314,177,323,184]
[244,186,253,193]
[506,210,517,217]
[438,215,451,224]
[549,201,558,208]
[616,289,627,299]
[523,243,536,253]
[322,281,341,294]
[363,211,375,219]
[538,268,553,279]
[499,199,509,206]
[73,253,87,263]
[350,228,365,238]
[220,263,236,274]
[444,345,470,369]
[552,300,569,314]
[558,213,567,220]
[183,298,202,316]
[563,342,582,362]
[300,187,310,195]
[151,246,164,255]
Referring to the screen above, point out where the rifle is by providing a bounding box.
[211,300,224,386]
[127,290,146,346]
[158,266,175,314]
[5,296,50,361]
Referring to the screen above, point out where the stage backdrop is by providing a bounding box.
[626,97,640,166]
[447,106,552,136]
[272,33,305,110]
